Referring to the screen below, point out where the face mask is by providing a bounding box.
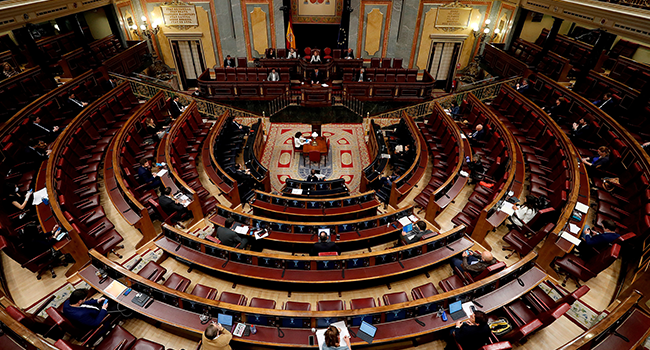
[15,186,19,192]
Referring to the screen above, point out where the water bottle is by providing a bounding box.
[441,310,448,322]
[250,324,257,334]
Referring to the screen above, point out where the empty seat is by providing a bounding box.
[411,282,438,300]
[350,297,376,309]
[162,272,190,292]
[219,291,247,305]
[130,339,165,350]
[191,284,218,300]
[250,297,276,309]
[94,325,136,350]
[137,261,166,282]
[317,300,345,311]
[283,301,311,310]
[382,291,409,305]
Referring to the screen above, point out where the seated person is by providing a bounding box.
[570,117,590,143]
[467,124,485,146]
[547,97,569,122]
[287,48,298,59]
[356,68,367,82]
[593,92,614,112]
[216,217,248,249]
[466,154,485,185]
[515,78,530,95]
[68,93,89,111]
[310,68,323,84]
[379,174,399,188]
[159,187,192,227]
[137,158,164,190]
[231,118,250,133]
[5,183,34,220]
[267,68,280,82]
[266,48,276,59]
[30,115,60,143]
[581,146,610,173]
[310,50,322,64]
[22,138,51,164]
[2,62,19,79]
[201,321,232,350]
[310,231,340,256]
[62,289,109,328]
[294,132,310,149]
[451,250,496,277]
[144,117,167,140]
[322,325,351,350]
[306,169,319,182]
[170,96,186,118]
[343,48,354,59]
[448,311,491,350]
[582,219,620,251]
[448,101,461,120]
[223,55,236,68]
[506,195,541,230]
[401,220,433,245]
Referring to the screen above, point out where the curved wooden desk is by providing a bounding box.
[389,112,429,207]
[361,120,389,191]
[201,110,241,206]
[156,223,471,286]
[81,250,545,348]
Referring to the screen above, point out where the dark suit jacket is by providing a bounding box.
[310,241,340,256]
[306,175,318,182]
[31,122,58,141]
[159,195,184,217]
[572,124,590,140]
[170,101,183,118]
[224,58,236,68]
[310,70,323,83]
[344,51,354,59]
[517,84,530,95]
[454,323,491,350]
[356,72,367,82]
[62,299,107,328]
[584,231,619,247]
[216,226,243,247]
[402,228,433,244]
[469,129,485,141]
[462,252,496,275]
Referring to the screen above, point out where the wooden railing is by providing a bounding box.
[388,112,428,207]
[201,110,241,206]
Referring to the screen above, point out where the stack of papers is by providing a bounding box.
[32,188,49,205]
[254,230,269,240]
[568,223,581,234]
[575,202,589,214]
[291,188,303,195]
[560,231,581,246]
[234,226,249,235]
[103,280,127,298]
[398,216,412,226]
[156,169,168,177]
[500,204,516,216]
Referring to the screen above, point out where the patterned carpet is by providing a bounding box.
[260,123,370,194]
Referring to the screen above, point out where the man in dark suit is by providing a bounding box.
[343,48,354,59]
[401,221,433,245]
[216,217,248,249]
[310,231,340,256]
[571,117,590,143]
[306,169,319,182]
[30,115,60,143]
[467,124,485,146]
[310,68,322,84]
[223,55,236,68]
[516,79,530,95]
[137,158,164,190]
[68,93,88,112]
[593,92,614,113]
[103,78,118,91]
[578,220,620,260]
[447,311,491,350]
[159,187,191,227]
[356,68,367,82]
[451,250,496,277]
[170,96,185,118]
[62,289,109,329]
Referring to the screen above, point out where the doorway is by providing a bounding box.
[426,34,467,91]
[171,40,205,90]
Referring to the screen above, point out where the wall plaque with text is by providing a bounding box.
[435,7,472,28]
[161,5,198,26]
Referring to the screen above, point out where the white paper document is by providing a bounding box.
[316,321,350,350]
[462,302,476,317]
[575,202,589,214]
[569,223,581,234]
[234,226,249,235]
[560,231,581,246]
[156,169,168,177]
[408,214,419,223]
[254,230,269,240]
[459,170,469,177]
[398,216,412,226]
[291,188,303,195]
[500,203,516,216]
[380,153,391,159]
[32,188,49,205]
[461,134,467,139]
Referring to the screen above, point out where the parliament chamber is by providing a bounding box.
[2,0,650,349]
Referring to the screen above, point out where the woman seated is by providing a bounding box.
[310,50,322,64]
[581,146,611,175]
[506,195,542,231]
[287,48,298,59]
[322,325,351,350]
[5,183,34,221]
[293,132,310,149]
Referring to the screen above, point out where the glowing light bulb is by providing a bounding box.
[141,15,147,22]
[472,24,479,32]
[140,24,146,30]
[494,28,500,34]
[483,27,490,34]
[485,19,491,24]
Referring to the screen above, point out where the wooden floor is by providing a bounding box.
[2,121,621,349]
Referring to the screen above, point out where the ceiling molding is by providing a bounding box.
[0,0,111,32]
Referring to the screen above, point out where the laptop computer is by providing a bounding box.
[217,313,234,332]
[403,223,413,233]
[357,321,377,344]
[449,300,467,321]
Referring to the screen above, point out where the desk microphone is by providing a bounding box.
[445,245,455,251]
[612,331,629,342]
[517,277,525,287]
[222,256,230,268]
[347,326,357,338]
[277,326,285,338]
[414,318,426,327]
[175,241,182,251]
[472,299,484,308]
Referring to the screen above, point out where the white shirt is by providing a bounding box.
[287,52,297,59]
[511,206,537,226]
[268,72,279,81]
[294,136,309,148]
[310,55,321,63]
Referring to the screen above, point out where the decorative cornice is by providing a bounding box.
[0,0,111,32]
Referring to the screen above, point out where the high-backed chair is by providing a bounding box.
[381,58,391,68]
[137,261,167,282]
[94,325,137,350]
[5,305,62,339]
[411,282,438,300]
[500,302,570,343]
[219,291,247,305]
[236,57,247,68]
[162,272,191,292]
[502,222,554,259]
[55,339,87,350]
[333,49,341,59]
[317,300,345,311]
[370,58,380,68]
[283,301,311,310]
[130,339,165,350]
[309,150,321,166]
[382,291,408,305]
[525,283,589,314]
[554,243,621,286]
[304,47,312,61]
[250,297,276,309]
[191,284,218,300]
[323,47,332,61]
[45,306,111,345]
[393,58,403,68]
[350,297,376,310]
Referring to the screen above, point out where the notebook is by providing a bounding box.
[218,313,234,332]
[357,321,377,344]
[449,300,467,321]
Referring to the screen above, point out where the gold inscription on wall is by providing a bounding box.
[435,8,471,28]
[161,5,198,26]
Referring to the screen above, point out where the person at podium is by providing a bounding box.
[344,48,354,59]
[310,50,322,64]
[311,68,323,84]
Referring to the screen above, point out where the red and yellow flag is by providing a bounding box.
[286,20,296,49]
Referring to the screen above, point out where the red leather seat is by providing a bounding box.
[54,340,86,350]
[94,325,136,350]
[481,342,512,350]
[526,284,589,314]
[555,244,621,286]
[137,261,167,282]
[283,301,311,311]
[219,291,247,305]
[250,297,276,309]
[350,297,376,309]
[411,282,438,300]
[317,300,345,311]
[162,272,191,292]
[130,338,165,350]
[503,223,554,260]
[439,275,465,292]
[382,291,409,305]
[191,284,217,300]
[236,57,247,68]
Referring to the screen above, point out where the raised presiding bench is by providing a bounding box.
[197,67,290,100]
[156,224,471,286]
[251,190,380,222]
[210,204,414,252]
[81,250,545,348]
[342,68,435,102]
[282,178,349,198]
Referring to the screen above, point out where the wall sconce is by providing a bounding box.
[132,15,160,38]
[471,18,499,40]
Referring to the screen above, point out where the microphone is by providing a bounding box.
[612,331,629,342]
[445,245,455,251]
[277,326,285,338]
[472,299,483,308]
[222,256,229,268]
[414,318,425,327]
[175,241,182,251]
[517,277,525,287]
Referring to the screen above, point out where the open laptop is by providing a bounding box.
[217,313,234,332]
[449,300,467,321]
[357,321,377,344]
